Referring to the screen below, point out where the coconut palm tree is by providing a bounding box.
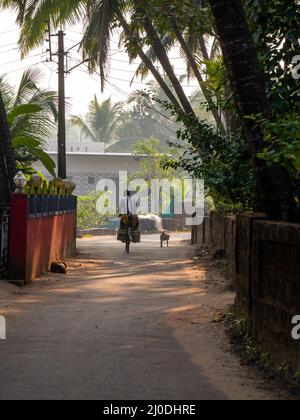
[71,96,121,146]
[0,0,184,111]
[2,0,226,124]
[209,0,298,221]
[131,0,194,115]
[128,3,225,133]
[0,68,58,176]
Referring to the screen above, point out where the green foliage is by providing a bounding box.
[255,115,300,173]
[156,97,256,210]
[108,80,178,152]
[77,193,107,230]
[245,1,300,208]
[3,0,298,216]
[132,138,178,181]
[12,136,56,177]
[246,113,300,207]
[201,57,227,111]
[0,68,57,176]
[246,0,300,115]
[7,104,43,125]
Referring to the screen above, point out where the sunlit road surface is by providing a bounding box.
[0,233,275,400]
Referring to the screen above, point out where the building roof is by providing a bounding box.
[47,151,143,158]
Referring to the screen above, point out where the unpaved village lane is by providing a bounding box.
[0,234,278,400]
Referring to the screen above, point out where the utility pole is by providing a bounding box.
[57,30,67,180]
[46,24,88,179]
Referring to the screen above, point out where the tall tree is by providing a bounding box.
[209,0,298,221]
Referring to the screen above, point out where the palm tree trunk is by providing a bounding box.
[0,92,16,207]
[117,13,182,112]
[171,20,226,134]
[0,142,10,208]
[142,17,195,115]
[133,4,194,116]
[199,35,210,61]
[209,0,298,221]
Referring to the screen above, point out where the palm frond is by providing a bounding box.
[14,67,43,106]
[70,115,96,142]
[7,0,84,55]
[71,95,122,144]
[82,0,126,90]
[0,74,15,108]
[130,35,174,85]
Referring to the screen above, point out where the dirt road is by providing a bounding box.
[0,234,279,400]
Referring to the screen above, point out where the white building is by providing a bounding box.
[65,141,106,154]
[39,140,144,195]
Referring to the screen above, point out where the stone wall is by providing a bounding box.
[192,213,300,372]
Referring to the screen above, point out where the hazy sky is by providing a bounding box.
[0,9,198,116]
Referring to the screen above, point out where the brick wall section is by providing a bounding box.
[250,221,300,370]
[192,213,300,371]
[209,213,226,253]
[235,213,265,315]
[224,216,237,281]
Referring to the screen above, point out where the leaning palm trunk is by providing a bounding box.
[209,0,298,221]
[142,17,195,115]
[117,12,182,111]
[171,20,225,134]
[0,92,16,207]
[133,3,194,116]
[199,35,210,61]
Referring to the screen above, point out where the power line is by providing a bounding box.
[0,52,47,67]
[0,28,19,36]
[103,77,181,130]
[6,61,47,74]
[105,85,180,135]
[106,74,199,89]
[68,59,189,126]
[107,65,190,80]
[73,64,179,133]
[67,29,83,36]
[0,47,19,55]
[110,56,187,71]
[0,42,18,50]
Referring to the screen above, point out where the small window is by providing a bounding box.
[88,177,95,185]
